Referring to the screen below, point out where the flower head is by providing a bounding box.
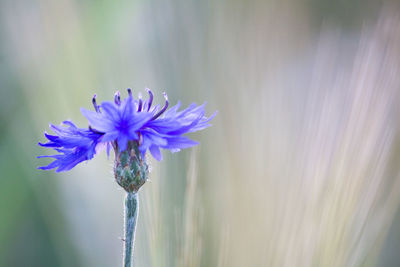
[38,89,216,172]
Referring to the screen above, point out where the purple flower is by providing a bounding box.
[38,89,216,171]
[37,121,103,172]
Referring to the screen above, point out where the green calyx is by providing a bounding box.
[114,141,148,192]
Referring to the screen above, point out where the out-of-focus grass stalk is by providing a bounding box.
[177,152,203,267]
[140,151,203,267]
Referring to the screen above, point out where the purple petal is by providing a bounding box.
[163,136,199,150]
[100,101,121,121]
[81,108,114,132]
[149,145,162,161]
[117,135,129,151]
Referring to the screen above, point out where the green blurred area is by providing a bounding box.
[1,0,400,266]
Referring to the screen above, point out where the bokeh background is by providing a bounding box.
[1,0,400,266]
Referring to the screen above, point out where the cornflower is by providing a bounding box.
[38,89,215,266]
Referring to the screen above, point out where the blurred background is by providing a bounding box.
[1,0,400,266]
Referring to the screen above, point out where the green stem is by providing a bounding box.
[124,192,139,267]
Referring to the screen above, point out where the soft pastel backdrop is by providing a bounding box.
[1,0,400,266]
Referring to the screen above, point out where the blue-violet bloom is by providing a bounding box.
[38,89,216,172]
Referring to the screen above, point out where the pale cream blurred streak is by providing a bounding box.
[217,226,230,267]
[140,151,204,267]
[140,161,168,267]
[210,7,400,267]
[177,151,203,267]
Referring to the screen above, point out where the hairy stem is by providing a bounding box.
[124,192,139,267]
